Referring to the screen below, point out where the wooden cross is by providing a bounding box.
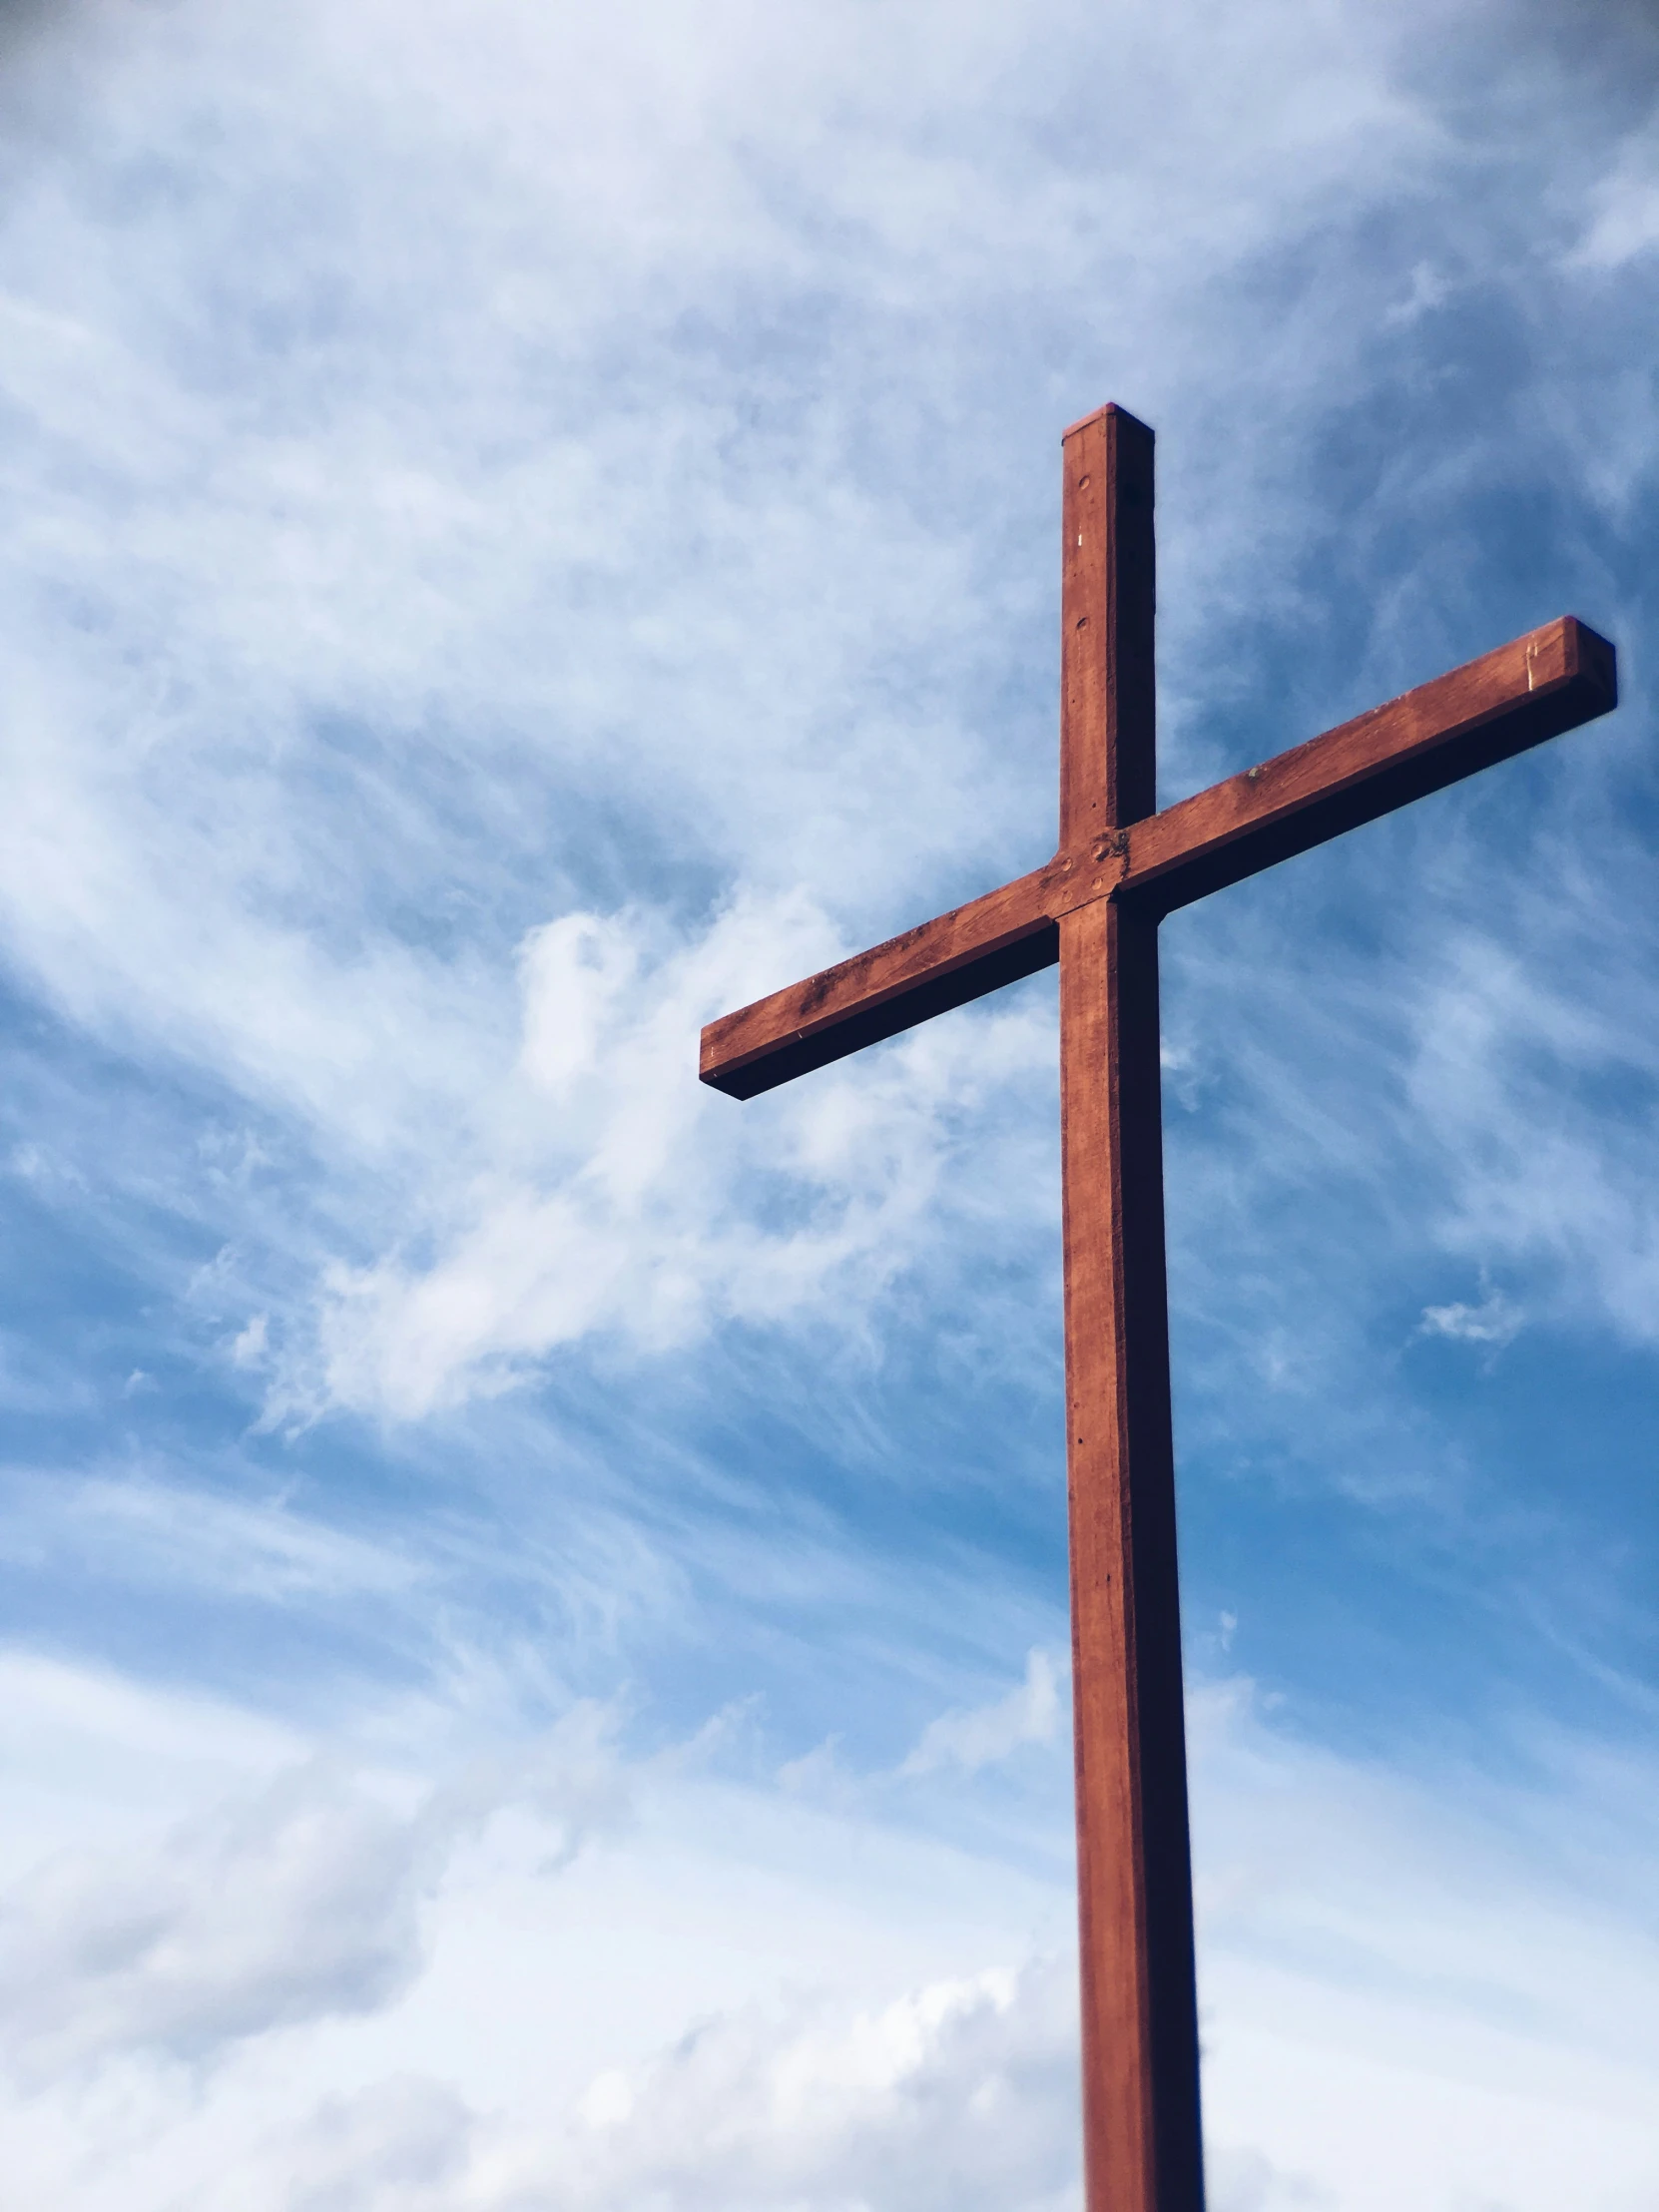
[698,404,1618,2212]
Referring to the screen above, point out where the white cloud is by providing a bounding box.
[901,1648,1064,1777]
[1572,134,1659,270]
[1403,893,1659,1352]
[532,1962,1079,2212]
[0,1659,1652,2209]
[0,1472,425,1605]
[296,889,1058,1417]
[231,1312,269,1367]
[250,2076,478,2212]
[0,1701,627,2079]
[1417,1285,1523,1350]
[0,1760,435,2076]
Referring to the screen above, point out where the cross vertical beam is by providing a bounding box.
[1059,407,1203,2212]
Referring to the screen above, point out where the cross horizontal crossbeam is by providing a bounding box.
[701,613,1616,1100]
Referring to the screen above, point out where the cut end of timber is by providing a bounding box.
[1556,615,1618,710]
[1122,613,1620,916]
[699,899,1064,1100]
[1060,401,1154,443]
[700,1020,796,1100]
[1062,401,1155,447]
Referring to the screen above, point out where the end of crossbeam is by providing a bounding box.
[1123,613,1620,914]
[1544,614,1617,712]
[700,916,1063,1100]
[699,866,1075,1100]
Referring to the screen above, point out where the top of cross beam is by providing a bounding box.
[1060,404,1155,846]
[699,616,1617,1100]
[1060,401,1144,438]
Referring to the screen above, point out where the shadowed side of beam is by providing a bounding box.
[699,860,1079,1099]
[1125,616,1617,913]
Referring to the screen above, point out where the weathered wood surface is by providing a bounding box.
[701,614,1615,1099]
[1062,894,1200,2212]
[698,859,1067,1099]
[1123,614,1616,913]
[1058,407,1204,2212]
[1061,404,1156,844]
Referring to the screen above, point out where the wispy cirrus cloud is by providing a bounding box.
[901,1648,1064,1777]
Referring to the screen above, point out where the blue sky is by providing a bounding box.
[0,1,1657,2205]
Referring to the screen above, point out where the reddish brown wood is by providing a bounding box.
[700,858,1068,1099]
[1123,615,1616,914]
[697,405,1621,2212]
[1058,409,1203,2212]
[1062,405,1156,841]
[700,615,1614,1100]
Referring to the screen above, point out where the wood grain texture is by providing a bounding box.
[1059,411,1204,2212]
[1123,615,1616,913]
[1061,404,1156,843]
[698,861,1069,1099]
[699,615,1615,1099]
[1060,896,1203,2212]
